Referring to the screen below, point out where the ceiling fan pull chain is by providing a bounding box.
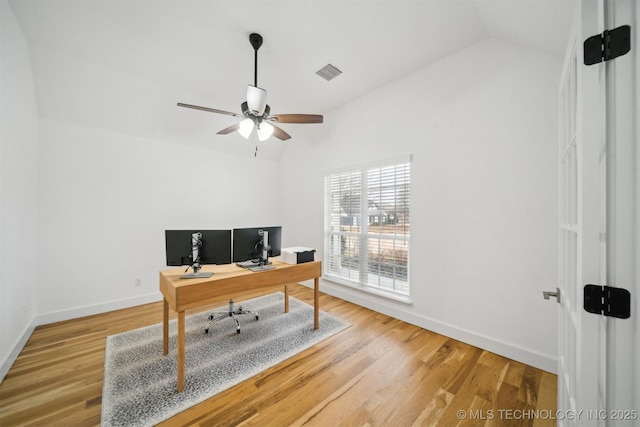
[255,144,258,157]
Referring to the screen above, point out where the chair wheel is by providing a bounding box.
[205,328,209,334]
[236,329,241,334]
[255,315,259,321]
[208,315,213,320]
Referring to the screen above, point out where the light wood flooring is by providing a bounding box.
[0,284,557,426]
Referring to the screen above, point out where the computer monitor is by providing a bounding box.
[165,230,232,277]
[232,226,282,264]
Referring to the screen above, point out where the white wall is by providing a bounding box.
[35,119,281,322]
[0,1,40,380]
[280,38,560,372]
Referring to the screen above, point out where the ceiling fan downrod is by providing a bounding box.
[249,33,263,87]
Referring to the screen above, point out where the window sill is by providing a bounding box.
[322,275,413,305]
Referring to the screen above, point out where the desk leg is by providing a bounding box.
[163,299,169,356]
[177,310,186,392]
[314,277,319,330]
[284,284,289,313]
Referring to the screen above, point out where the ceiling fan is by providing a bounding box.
[178,33,323,142]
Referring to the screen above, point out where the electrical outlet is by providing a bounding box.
[135,278,142,287]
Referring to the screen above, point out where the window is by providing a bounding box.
[324,158,410,297]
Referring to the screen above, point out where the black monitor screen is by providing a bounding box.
[232,226,282,262]
[165,230,232,266]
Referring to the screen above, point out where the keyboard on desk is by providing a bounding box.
[247,264,275,272]
[236,260,275,272]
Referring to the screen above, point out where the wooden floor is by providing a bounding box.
[0,284,556,426]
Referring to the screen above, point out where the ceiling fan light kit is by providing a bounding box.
[177,33,323,144]
[238,118,255,139]
[257,122,274,141]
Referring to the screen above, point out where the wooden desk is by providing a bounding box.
[159,260,322,392]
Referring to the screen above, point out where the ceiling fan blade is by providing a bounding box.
[271,124,291,141]
[217,123,241,135]
[270,114,323,124]
[177,103,242,118]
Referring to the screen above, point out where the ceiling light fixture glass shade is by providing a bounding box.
[238,118,254,139]
[257,122,274,141]
[246,85,267,116]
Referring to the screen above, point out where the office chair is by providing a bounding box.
[205,299,259,334]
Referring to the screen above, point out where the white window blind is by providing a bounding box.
[324,159,410,296]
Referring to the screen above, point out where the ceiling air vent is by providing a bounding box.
[315,63,343,82]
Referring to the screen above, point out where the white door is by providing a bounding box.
[557,1,602,423]
[556,0,638,426]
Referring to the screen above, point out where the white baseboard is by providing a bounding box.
[0,292,163,384]
[316,280,558,374]
[35,292,163,326]
[0,319,37,384]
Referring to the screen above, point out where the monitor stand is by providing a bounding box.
[180,271,214,279]
[180,263,213,279]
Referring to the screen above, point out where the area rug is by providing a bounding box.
[101,292,350,426]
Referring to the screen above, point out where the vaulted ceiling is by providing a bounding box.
[9,0,576,157]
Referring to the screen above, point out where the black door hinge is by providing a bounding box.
[584,25,631,65]
[584,284,631,319]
